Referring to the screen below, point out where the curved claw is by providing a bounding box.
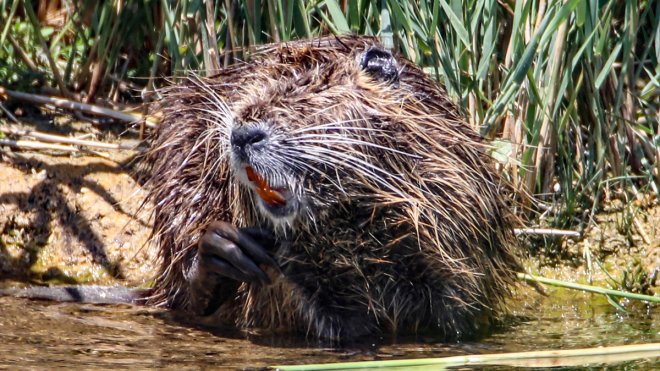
[197,221,280,284]
[200,254,258,283]
[209,221,280,270]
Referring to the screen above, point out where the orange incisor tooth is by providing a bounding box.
[245,166,286,206]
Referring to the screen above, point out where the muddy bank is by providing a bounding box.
[0,148,156,286]
[527,198,659,295]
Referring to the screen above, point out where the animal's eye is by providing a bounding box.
[359,46,399,85]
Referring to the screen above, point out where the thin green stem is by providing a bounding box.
[517,273,660,303]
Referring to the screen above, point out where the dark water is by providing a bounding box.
[0,288,657,369]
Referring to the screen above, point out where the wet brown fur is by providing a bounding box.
[142,35,520,341]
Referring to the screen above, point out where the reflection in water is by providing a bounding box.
[0,287,657,369]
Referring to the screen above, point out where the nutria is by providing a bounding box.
[141,35,521,341]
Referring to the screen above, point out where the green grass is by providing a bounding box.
[1,0,659,230]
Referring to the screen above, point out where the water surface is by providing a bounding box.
[0,287,657,369]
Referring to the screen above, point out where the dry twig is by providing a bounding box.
[0,87,156,127]
[514,228,581,238]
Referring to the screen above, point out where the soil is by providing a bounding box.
[526,198,659,295]
[0,121,157,286]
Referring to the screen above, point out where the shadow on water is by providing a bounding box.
[0,286,657,369]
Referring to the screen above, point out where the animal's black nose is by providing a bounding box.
[231,125,268,151]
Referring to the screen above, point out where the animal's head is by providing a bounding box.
[194,36,477,232]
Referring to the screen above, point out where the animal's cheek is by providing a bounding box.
[298,189,326,209]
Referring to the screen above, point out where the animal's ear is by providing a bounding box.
[359,46,399,84]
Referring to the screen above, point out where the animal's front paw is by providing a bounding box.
[197,220,279,284]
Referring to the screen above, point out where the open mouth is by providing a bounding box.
[245,166,289,211]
